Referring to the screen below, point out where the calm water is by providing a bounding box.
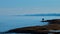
[0,16,60,32]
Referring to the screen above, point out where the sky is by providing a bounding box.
[0,0,60,15]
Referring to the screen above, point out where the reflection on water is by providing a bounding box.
[49,30,60,32]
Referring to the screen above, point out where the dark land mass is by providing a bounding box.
[41,19,60,24]
[3,19,60,34]
[5,24,60,34]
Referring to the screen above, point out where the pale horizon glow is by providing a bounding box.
[0,0,60,15]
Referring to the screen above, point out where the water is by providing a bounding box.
[0,16,60,32]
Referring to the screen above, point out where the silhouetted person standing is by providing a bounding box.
[42,18,44,21]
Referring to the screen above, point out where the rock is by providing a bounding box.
[41,19,60,24]
[5,26,49,33]
[3,19,60,34]
[5,24,60,33]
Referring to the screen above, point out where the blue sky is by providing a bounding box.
[0,0,60,15]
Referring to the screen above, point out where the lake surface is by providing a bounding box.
[0,16,60,32]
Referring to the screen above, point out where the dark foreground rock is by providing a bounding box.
[4,19,60,34]
[5,26,49,33]
[4,24,60,34]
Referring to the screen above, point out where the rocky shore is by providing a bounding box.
[41,19,60,24]
[4,19,60,34]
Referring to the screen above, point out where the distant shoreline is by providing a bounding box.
[14,14,60,16]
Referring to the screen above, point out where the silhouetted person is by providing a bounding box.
[42,18,44,21]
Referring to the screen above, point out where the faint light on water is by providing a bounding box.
[49,30,60,32]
